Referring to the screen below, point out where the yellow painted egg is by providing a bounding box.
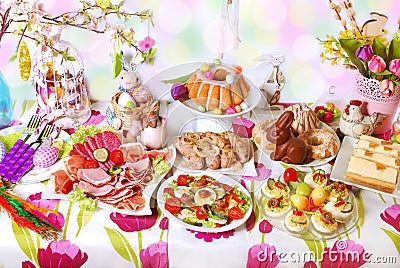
[290,194,309,211]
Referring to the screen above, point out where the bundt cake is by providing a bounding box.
[186,63,250,111]
[285,104,320,135]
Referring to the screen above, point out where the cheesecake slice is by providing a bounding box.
[345,156,398,193]
[360,135,400,151]
[353,148,400,169]
[356,139,400,159]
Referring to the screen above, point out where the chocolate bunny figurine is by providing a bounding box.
[266,111,310,164]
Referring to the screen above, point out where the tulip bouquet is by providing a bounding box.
[319,0,400,96]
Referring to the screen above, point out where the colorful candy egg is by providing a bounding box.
[0,140,6,162]
[205,71,214,80]
[226,107,236,114]
[132,85,153,105]
[33,145,59,168]
[200,63,210,73]
[240,102,249,110]
[225,74,235,84]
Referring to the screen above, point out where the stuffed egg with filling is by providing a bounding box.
[262,178,289,198]
[304,169,327,188]
[264,196,291,218]
[325,199,354,221]
[284,210,309,233]
[311,210,338,234]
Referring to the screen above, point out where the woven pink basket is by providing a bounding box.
[353,74,400,134]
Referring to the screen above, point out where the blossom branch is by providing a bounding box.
[342,0,362,35]
[328,0,348,30]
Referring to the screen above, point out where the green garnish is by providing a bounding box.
[68,188,97,211]
[70,124,114,144]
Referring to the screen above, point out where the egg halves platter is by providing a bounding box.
[256,169,359,240]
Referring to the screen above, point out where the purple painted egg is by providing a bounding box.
[171,83,188,100]
[33,145,59,168]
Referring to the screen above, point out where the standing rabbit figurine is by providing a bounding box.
[106,53,153,130]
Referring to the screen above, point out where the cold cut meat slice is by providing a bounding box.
[74,143,90,159]
[102,131,121,152]
[94,132,105,148]
[77,181,115,197]
[51,170,74,194]
[77,167,112,186]
[86,136,98,151]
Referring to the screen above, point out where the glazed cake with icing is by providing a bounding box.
[186,64,250,112]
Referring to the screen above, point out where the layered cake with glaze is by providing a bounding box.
[186,63,250,112]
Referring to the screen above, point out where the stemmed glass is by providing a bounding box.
[61,84,91,128]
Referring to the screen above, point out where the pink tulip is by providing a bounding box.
[380,79,395,97]
[389,59,400,76]
[368,55,386,73]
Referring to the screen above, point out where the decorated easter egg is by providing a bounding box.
[118,92,135,107]
[33,145,59,168]
[0,140,6,162]
[226,107,236,114]
[132,86,153,105]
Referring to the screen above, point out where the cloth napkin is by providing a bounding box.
[168,220,248,268]
[0,128,25,151]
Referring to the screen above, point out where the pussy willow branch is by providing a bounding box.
[342,0,362,35]
[328,0,348,30]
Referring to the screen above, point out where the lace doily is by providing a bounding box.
[355,74,400,103]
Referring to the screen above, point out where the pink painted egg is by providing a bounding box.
[33,145,60,168]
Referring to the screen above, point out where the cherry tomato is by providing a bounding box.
[177,175,189,186]
[147,150,167,161]
[163,187,175,198]
[232,193,247,205]
[82,159,99,169]
[196,211,208,220]
[164,197,182,214]
[69,149,80,156]
[283,168,298,183]
[109,150,124,164]
[228,207,243,220]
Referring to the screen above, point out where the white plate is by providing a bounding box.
[0,125,72,184]
[142,62,261,119]
[40,146,177,216]
[157,172,253,232]
[256,179,359,240]
[331,136,400,198]
[254,122,340,167]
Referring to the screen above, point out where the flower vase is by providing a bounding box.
[353,74,400,134]
[0,71,13,129]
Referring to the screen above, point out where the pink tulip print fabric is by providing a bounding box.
[22,240,88,268]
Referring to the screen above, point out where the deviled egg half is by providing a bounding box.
[194,187,217,206]
[284,209,309,233]
[264,196,291,218]
[311,209,338,234]
[325,199,354,221]
[262,178,290,198]
[324,181,349,202]
[304,169,327,188]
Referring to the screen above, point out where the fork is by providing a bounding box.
[3,124,55,183]
[0,114,41,176]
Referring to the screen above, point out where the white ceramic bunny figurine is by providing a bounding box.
[255,54,285,107]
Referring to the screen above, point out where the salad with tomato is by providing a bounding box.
[162,174,251,228]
